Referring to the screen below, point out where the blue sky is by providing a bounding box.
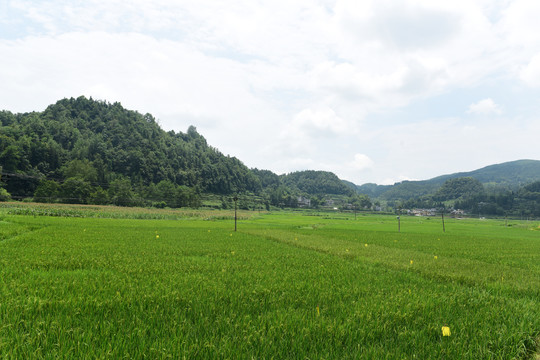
[1,0,539,185]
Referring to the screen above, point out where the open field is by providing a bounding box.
[0,204,539,359]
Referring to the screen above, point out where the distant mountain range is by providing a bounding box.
[355,159,540,200]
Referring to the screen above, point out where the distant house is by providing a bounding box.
[451,209,465,217]
[297,196,311,208]
[408,208,437,216]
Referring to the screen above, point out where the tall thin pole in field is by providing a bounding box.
[234,196,238,232]
[441,210,445,232]
[397,208,401,233]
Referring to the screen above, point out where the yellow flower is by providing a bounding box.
[156,235,159,239]
[410,260,413,265]
[434,255,438,260]
[441,326,451,336]
[365,243,368,247]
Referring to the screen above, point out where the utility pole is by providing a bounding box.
[397,207,401,233]
[233,196,238,232]
[441,210,445,233]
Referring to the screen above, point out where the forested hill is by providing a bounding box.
[0,96,260,200]
[357,159,540,201]
[281,171,354,196]
[354,160,540,217]
[0,96,362,208]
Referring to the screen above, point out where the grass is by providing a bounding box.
[0,206,539,358]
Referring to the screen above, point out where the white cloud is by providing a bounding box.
[1,0,540,185]
[520,53,540,87]
[349,154,374,171]
[467,98,502,115]
[288,107,350,136]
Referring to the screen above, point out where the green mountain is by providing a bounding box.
[0,96,261,204]
[0,97,356,208]
[281,170,354,196]
[357,160,540,201]
[429,160,540,188]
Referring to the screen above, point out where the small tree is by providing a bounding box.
[0,188,11,202]
[34,180,60,203]
[108,179,134,206]
[60,177,92,204]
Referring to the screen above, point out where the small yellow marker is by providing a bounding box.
[365,243,368,247]
[156,235,159,239]
[410,260,413,265]
[434,255,438,260]
[316,306,320,316]
[441,326,451,336]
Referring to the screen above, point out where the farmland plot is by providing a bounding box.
[0,209,539,359]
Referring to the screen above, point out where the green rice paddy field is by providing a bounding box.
[0,204,539,359]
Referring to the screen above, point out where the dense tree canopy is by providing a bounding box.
[280,170,354,196]
[0,96,368,209]
[0,97,263,206]
[433,177,485,201]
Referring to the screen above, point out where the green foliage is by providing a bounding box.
[433,177,485,201]
[281,170,354,196]
[108,178,135,207]
[60,177,92,204]
[61,159,98,183]
[362,160,540,203]
[0,96,260,204]
[348,194,372,209]
[33,179,60,203]
[0,187,11,201]
[252,168,281,188]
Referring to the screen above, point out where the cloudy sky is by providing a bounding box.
[1,0,540,185]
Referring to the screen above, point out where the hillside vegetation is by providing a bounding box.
[0,97,359,209]
[0,97,538,215]
[356,161,540,217]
